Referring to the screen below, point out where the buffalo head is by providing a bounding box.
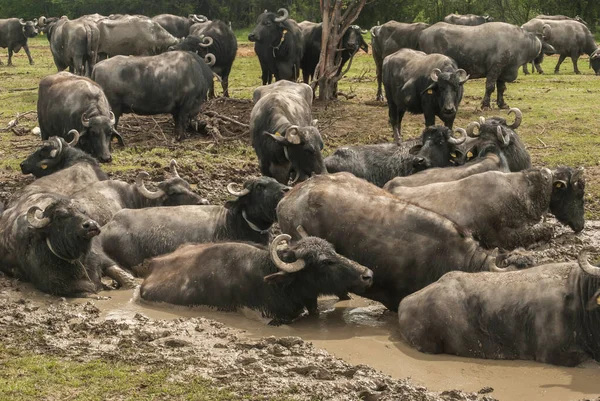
[591,49,600,76]
[577,249,600,310]
[248,8,289,45]
[78,111,123,163]
[550,166,585,233]
[19,18,39,38]
[409,126,467,167]
[168,35,213,54]
[20,131,79,177]
[343,25,369,55]
[227,176,290,228]
[424,67,469,120]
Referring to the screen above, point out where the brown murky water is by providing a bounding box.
[43,288,599,401]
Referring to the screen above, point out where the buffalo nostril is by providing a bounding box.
[361,270,374,282]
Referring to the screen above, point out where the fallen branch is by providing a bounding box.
[0,110,37,132]
[8,87,37,93]
[536,137,547,148]
[203,111,249,129]
[335,91,356,100]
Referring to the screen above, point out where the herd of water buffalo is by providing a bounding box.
[0,9,599,369]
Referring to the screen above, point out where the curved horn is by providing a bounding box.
[542,24,551,39]
[274,8,289,23]
[578,248,600,277]
[81,113,91,128]
[488,248,509,272]
[296,225,309,238]
[227,183,250,197]
[466,121,480,137]
[430,68,441,82]
[571,167,584,184]
[67,129,80,146]
[479,116,486,125]
[591,49,600,59]
[192,14,207,23]
[204,53,216,67]
[507,108,522,129]
[19,18,26,26]
[39,16,46,26]
[448,128,467,145]
[269,234,305,273]
[169,159,180,178]
[109,111,116,125]
[496,126,510,147]
[135,172,165,200]
[27,206,50,228]
[199,36,213,48]
[361,29,368,34]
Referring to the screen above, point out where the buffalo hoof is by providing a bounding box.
[496,248,535,269]
[554,70,560,74]
[497,103,509,110]
[537,70,544,74]
[480,104,492,111]
[337,293,352,301]
[268,318,292,326]
[574,71,581,75]
[29,61,34,65]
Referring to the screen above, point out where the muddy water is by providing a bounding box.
[49,288,598,401]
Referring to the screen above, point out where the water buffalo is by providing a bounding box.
[443,14,494,26]
[536,14,588,25]
[36,16,61,34]
[521,18,598,74]
[91,49,214,141]
[38,72,122,163]
[140,233,373,325]
[418,22,555,109]
[384,152,509,189]
[299,22,369,85]
[387,167,585,249]
[370,21,430,101]
[592,49,600,75]
[46,16,99,76]
[248,9,303,85]
[383,49,469,143]
[251,80,326,184]
[398,249,600,366]
[152,14,207,38]
[277,173,516,311]
[86,177,289,277]
[0,18,38,65]
[325,126,467,187]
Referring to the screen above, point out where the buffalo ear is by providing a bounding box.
[263,271,293,284]
[421,83,437,95]
[408,144,422,155]
[456,69,469,84]
[266,131,288,144]
[553,180,567,189]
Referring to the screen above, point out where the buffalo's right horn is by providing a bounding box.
[67,129,80,146]
[578,248,600,277]
[39,16,46,26]
[227,183,250,197]
[508,108,522,129]
[270,234,306,273]
[199,36,213,47]
[296,225,309,238]
[48,136,63,158]
[496,126,510,147]
[192,14,207,23]
[466,121,480,137]
[81,113,91,128]
[430,68,441,82]
[109,111,116,125]
[591,49,600,59]
[274,8,289,23]
[169,159,180,178]
[479,116,486,125]
[136,172,165,199]
[448,128,467,145]
[27,206,50,228]
[19,18,26,26]
[204,53,216,67]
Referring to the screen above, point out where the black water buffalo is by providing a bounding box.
[418,22,555,109]
[46,16,99,76]
[277,173,516,311]
[536,14,588,25]
[388,167,585,249]
[140,233,373,325]
[592,49,600,75]
[370,21,429,101]
[398,249,600,366]
[152,14,207,38]
[521,18,598,74]
[38,72,122,163]
[299,22,368,84]
[460,108,531,171]
[384,152,508,189]
[96,15,181,57]
[325,126,467,187]
[185,20,237,97]
[251,80,326,184]
[36,16,61,34]
[91,50,214,141]
[0,18,38,65]
[383,49,469,143]
[248,9,303,85]
[86,177,289,277]
[72,160,208,226]
[443,14,494,26]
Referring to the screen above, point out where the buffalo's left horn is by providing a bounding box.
[199,36,213,47]
[27,206,50,228]
[591,49,600,59]
[169,159,180,178]
[448,128,467,145]
[430,68,441,82]
[466,121,480,137]
[109,111,116,125]
[578,248,600,277]
[19,18,26,26]
[45,136,63,160]
[39,16,46,26]
[136,172,165,200]
[227,183,250,197]
[479,116,486,125]
[204,53,216,67]
[508,108,522,129]
[81,113,91,128]
[497,126,510,147]
[270,234,305,273]
[67,129,80,146]
[296,225,309,238]
[571,167,584,184]
[274,8,289,23]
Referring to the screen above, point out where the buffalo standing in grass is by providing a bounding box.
[46,16,100,76]
[0,18,38,65]
[140,233,373,325]
[398,249,600,366]
[383,49,469,143]
[152,14,207,38]
[592,49,600,75]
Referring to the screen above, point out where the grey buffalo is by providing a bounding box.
[592,49,600,75]
[0,18,38,65]
[383,49,468,142]
[370,21,430,101]
[251,80,326,184]
[248,9,303,84]
[152,13,207,38]
[398,249,600,366]
[418,22,555,109]
[38,72,122,163]
[140,232,373,325]
[536,14,588,25]
[45,16,99,76]
[443,14,494,26]
[277,173,517,311]
[91,49,214,141]
[387,167,585,249]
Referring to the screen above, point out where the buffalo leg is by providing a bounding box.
[496,80,508,109]
[554,55,567,73]
[481,76,496,110]
[222,68,231,98]
[208,79,216,99]
[486,222,554,250]
[104,265,137,288]
[173,111,187,141]
[387,100,403,144]
[7,48,13,66]
[571,53,581,74]
[522,63,530,75]
[375,59,384,101]
[23,43,34,65]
